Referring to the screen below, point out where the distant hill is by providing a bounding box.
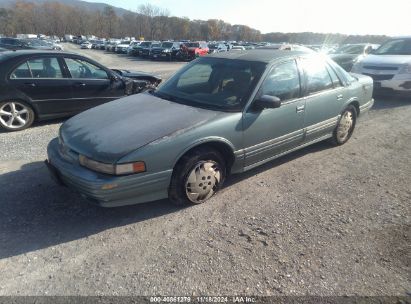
[0,0,130,16]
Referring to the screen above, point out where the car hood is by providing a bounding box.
[60,93,221,163]
[360,54,411,66]
[111,69,162,82]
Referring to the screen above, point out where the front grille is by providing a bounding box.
[363,65,398,71]
[151,49,162,55]
[363,73,394,81]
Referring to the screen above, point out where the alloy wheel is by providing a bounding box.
[0,102,30,129]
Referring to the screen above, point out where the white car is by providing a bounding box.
[80,41,92,49]
[115,40,132,53]
[231,45,246,51]
[351,37,411,96]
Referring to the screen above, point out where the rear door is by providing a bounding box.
[62,56,125,112]
[242,59,306,167]
[299,57,345,142]
[8,56,74,116]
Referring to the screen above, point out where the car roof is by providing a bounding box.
[0,50,83,62]
[208,49,311,63]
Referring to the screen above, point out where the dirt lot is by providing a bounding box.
[0,44,410,297]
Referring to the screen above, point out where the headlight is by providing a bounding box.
[79,155,146,175]
[163,49,171,53]
[398,64,411,74]
[351,62,363,73]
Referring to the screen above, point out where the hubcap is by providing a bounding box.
[337,111,353,142]
[0,102,29,129]
[185,161,221,203]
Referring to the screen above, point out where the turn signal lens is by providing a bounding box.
[115,162,146,175]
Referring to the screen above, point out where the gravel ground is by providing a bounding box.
[0,44,410,297]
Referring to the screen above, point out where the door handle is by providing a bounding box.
[74,82,86,87]
[296,105,305,112]
[337,94,344,100]
[24,83,36,87]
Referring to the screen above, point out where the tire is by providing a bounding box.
[330,105,357,145]
[169,147,227,206]
[0,100,35,132]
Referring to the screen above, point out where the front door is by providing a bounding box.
[242,60,306,168]
[63,57,125,112]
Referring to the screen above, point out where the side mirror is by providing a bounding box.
[254,95,281,110]
[110,73,119,82]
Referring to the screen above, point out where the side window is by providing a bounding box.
[327,65,342,88]
[259,60,301,101]
[64,58,108,79]
[177,64,212,88]
[10,62,32,79]
[27,58,63,78]
[301,58,333,95]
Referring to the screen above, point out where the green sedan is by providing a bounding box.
[46,50,374,207]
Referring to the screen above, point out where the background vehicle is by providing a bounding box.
[186,41,209,58]
[115,40,132,54]
[132,41,153,56]
[0,50,162,131]
[258,44,315,52]
[150,41,181,61]
[208,43,228,53]
[231,45,246,51]
[141,42,161,58]
[351,37,411,96]
[46,50,373,207]
[24,39,64,51]
[80,41,92,49]
[329,44,379,71]
[127,41,141,55]
[0,37,32,50]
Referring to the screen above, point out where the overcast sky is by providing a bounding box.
[86,0,410,36]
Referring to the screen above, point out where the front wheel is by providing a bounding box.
[169,147,226,206]
[0,101,35,131]
[331,105,357,145]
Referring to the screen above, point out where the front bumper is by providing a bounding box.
[46,138,172,207]
[357,70,411,95]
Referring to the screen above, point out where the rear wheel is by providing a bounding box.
[0,101,35,131]
[331,105,357,145]
[169,147,226,206]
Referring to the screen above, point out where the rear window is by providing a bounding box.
[10,58,63,79]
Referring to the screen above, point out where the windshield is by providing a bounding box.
[187,43,199,48]
[332,45,365,54]
[120,41,130,44]
[154,57,266,112]
[151,43,161,48]
[140,42,151,47]
[208,44,217,49]
[374,39,411,55]
[161,42,173,48]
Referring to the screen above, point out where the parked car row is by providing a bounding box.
[80,38,261,61]
[0,37,64,51]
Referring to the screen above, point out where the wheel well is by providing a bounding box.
[349,100,360,116]
[178,142,235,173]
